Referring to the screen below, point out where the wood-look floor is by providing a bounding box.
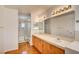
[5,42,40,54]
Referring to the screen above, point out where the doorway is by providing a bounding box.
[18,13,31,43]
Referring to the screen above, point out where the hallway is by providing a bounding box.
[5,42,40,54]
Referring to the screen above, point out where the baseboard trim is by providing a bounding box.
[5,49,19,54]
[18,41,29,44]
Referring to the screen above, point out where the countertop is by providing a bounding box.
[33,33,72,49]
[66,41,79,52]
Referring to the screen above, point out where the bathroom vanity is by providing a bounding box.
[32,5,78,54]
[32,34,72,54]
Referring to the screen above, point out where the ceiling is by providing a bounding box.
[4,5,60,23]
[4,5,58,14]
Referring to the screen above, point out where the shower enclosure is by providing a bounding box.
[18,13,31,43]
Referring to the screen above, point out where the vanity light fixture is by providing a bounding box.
[52,5,72,15]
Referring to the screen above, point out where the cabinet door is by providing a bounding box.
[42,40,65,54]
[32,36,43,53]
[50,44,65,54]
[42,41,51,54]
[32,36,36,46]
[36,38,43,53]
[32,36,38,48]
[54,47,65,54]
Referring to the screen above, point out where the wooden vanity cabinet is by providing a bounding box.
[32,35,65,54]
[49,44,65,54]
[32,36,43,53]
[42,40,65,54]
[42,41,52,54]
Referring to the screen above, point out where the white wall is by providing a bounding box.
[74,6,79,41]
[0,6,18,53]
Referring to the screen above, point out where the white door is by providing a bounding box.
[0,28,4,53]
[3,8,18,52]
[0,6,4,53]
